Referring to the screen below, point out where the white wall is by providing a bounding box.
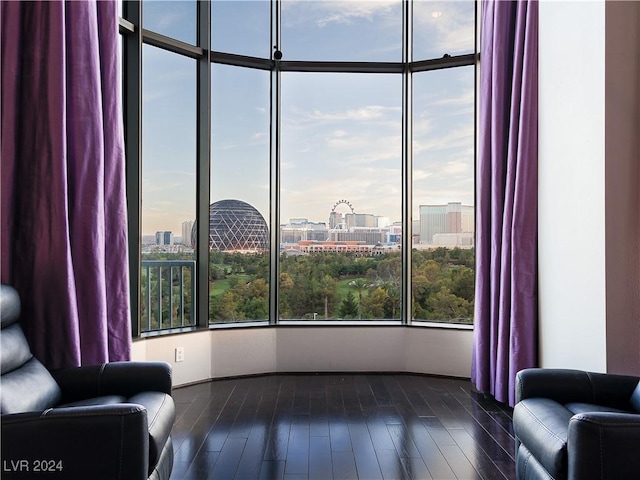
[404,327,474,377]
[133,330,211,386]
[276,327,407,373]
[539,0,607,370]
[538,0,640,373]
[211,327,277,378]
[132,326,474,387]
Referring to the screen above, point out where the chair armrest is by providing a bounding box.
[1,404,149,480]
[568,412,640,480]
[516,368,639,409]
[51,361,172,403]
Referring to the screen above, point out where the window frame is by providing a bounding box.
[121,0,478,337]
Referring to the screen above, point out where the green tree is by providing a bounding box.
[373,255,401,283]
[241,278,269,320]
[244,296,268,319]
[450,266,475,301]
[279,272,294,318]
[339,291,359,319]
[348,278,369,320]
[382,281,400,319]
[320,274,338,320]
[429,287,472,323]
[362,286,387,318]
[218,291,241,321]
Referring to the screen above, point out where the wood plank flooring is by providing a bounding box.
[169,374,515,480]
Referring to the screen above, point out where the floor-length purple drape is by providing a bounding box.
[1,0,131,369]
[471,0,538,406]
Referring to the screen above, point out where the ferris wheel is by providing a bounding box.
[331,199,355,215]
[329,200,355,229]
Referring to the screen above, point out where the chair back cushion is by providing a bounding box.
[1,285,61,414]
[1,323,34,375]
[0,285,21,328]
[631,381,640,413]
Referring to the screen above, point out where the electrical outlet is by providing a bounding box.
[175,347,185,363]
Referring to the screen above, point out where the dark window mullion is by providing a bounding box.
[211,51,273,70]
[278,61,403,74]
[142,29,203,58]
[123,0,143,337]
[196,0,212,328]
[410,53,477,73]
[402,0,413,324]
[269,0,281,325]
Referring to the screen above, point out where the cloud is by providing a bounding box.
[431,88,475,111]
[413,125,473,155]
[147,11,186,31]
[281,102,402,170]
[281,163,402,222]
[309,105,399,122]
[142,59,195,104]
[412,169,432,181]
[413,1,475,55]
[326,132,401,165]
[283,104,401,140]
[281,121,404,220]
[212,131,269,151]
[283,0,401,27]
[442,160,471,176]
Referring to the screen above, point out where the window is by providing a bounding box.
[143,0,196,45]
[211,1,270,58]
[412,67,475,324]
[280,72,402,320]
[209,65,270,323]
[281,1,402,62]
[122,0,477,334]
[140,44,197,332]
[413,1,475,60]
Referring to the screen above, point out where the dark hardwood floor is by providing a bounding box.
[169,374,515,480]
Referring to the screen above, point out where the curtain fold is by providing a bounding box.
[471,0,538,406]
[1,0,131,369]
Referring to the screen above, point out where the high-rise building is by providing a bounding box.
[344,213,377,228]
[281,219,328,243]
[386,224,402,244]
[329,211,344,229]
[419,202,474,245]
[328,227,387,245]
[181,221,194,246]
[376,217,390,228]
[155,231,173,246]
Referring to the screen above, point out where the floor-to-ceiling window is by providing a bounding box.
[411,1,476,324]
[280,71,402,321]
[122,0,477,335]
[140,16,197,332]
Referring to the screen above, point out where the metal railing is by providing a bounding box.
[140,260,196,333]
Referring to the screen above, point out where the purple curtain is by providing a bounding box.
[471,0,538,406]
[1,0,131,369]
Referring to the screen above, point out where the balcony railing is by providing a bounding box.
[140,260,196,333]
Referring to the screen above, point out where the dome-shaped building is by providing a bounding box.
[191,199,269,252]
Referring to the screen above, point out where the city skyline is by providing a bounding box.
[146,199,474,248]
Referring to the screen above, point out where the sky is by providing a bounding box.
[139,0,475,236]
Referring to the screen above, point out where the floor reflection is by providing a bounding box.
[169,374,514,479]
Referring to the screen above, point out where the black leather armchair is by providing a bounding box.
[0,285,175,480]
[513,368,640,480]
